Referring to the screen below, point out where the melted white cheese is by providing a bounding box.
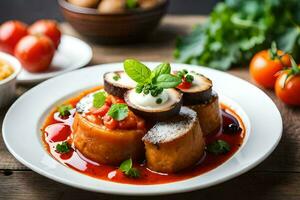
[130,90,169,108]
[106,72,136,88]
[76,90,104,113]
[127,89,181,111]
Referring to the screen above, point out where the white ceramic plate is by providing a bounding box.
[16,35,92,84]
[2,62,282,195]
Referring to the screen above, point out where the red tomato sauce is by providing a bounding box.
[41,86,245,185]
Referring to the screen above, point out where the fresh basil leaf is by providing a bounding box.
[124,59,151,83]
[127,168,140,178]
[108,104,129,121]
[56,142,71,153]
[58,104,73,117]
[119,158,140,178]
[207,140,231,155]
[120,158,132,173]
[155,74,181,88]
[151,63,171,83]
[93,91,106,108]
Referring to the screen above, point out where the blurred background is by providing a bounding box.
[0,0,219,23]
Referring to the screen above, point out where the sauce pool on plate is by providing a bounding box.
[41,86,245,185]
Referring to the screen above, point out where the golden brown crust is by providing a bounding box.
[72,113,146,165]
[143,107,205,173]
[189,94,222,136]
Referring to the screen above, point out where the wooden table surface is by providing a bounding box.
[0,15,300,200]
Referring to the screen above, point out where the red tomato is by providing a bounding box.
[250,50,291,88]
[275,71,300,106]
[177,78,192,89]
[29,20,61,49]
[136,118,145,130]
[0,20,28,54]
[14,35,55,72]
[103,115,118,130]
[118,115,136,129]
[90,104,110,116]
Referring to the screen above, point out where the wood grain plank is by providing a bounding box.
[0,170,299,200]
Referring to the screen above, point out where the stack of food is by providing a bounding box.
[71,59,222,173]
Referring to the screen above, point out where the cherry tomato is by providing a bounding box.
[90,104,110,116]
[0,20,28,54]
[177,78,192,89]
[14,35,55,72]
[103,115,118,130]
[118,114,136,129]
[85,114,102,124]
[29,20,61,49]
[250,50,291,88]
[275,71,300,106]
[136,118,145,130]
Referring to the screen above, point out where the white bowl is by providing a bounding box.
[0,52,22,108]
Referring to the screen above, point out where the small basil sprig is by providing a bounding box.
[151,62,171,83]
[119,158,140,178]
[156,74,182,88]
[124,59,151,84]
[56,141,71,153]
[58,104,73,117]
[93,91,106,108]
[124,59,181,96]
[207,140,231,155]
[108,104,129,121]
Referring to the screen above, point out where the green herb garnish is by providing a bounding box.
[56,141,71,153]
[207,140,231,155]
[58,104,73,117]
[119,158,140,178]
[93,91,106,108]
[185,74,194,83]
[113,73,121,81]
[150,63,171,83]
[156,98,162,104]
[108,104,129,121]
[155,74,182,88]
[126,0,138,9]
[124,59,181,97]
[124,59,151,84]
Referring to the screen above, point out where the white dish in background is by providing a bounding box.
[0,52,22,108]
[16,35,92,84]
[2,62,282,195]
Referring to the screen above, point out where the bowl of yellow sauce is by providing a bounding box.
[0,52,22,108]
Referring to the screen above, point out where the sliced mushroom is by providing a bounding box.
[179,72,213,105]
[124,88,182,121]
[104,71,136,98]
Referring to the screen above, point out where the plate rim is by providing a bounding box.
[2,62,282,195]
